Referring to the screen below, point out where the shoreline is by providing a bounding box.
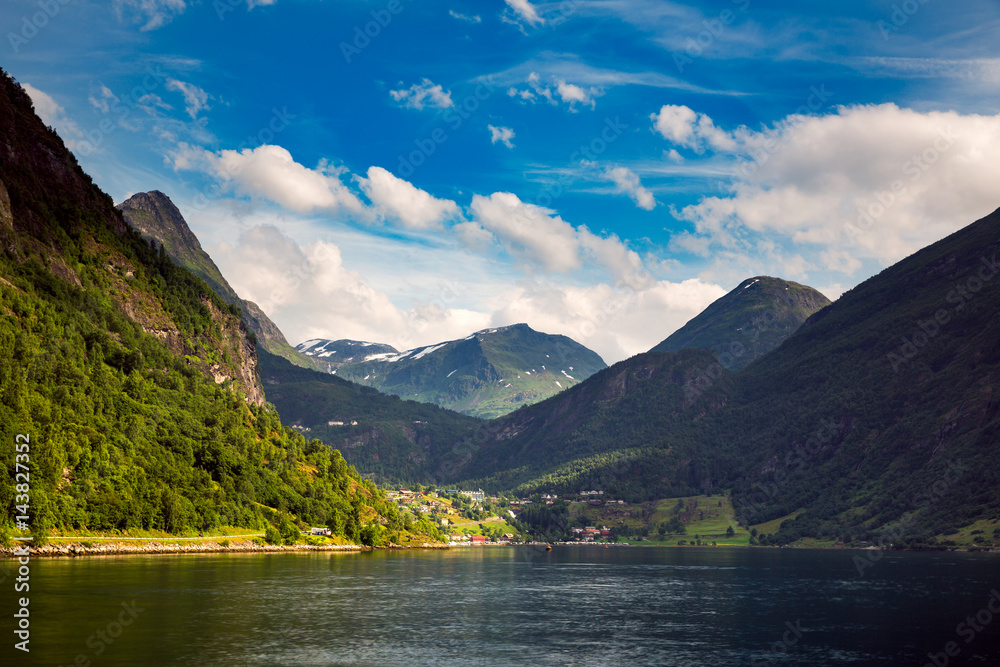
[3,540,994,559]
[0,539,451,558]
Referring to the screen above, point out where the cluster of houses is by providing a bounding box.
[571,526,612,541]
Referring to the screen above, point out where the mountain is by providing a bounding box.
[649,276,831,371]
[297,338,399,366]
[302,323,608,419]
[0,68,440,545]
[258,349,481,483]
[450,210,1000,547]
[117,190,327,373]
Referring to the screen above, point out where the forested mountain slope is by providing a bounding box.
[650,276,831,371]
[0,68,436,544]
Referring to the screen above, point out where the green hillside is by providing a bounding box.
[650,276,831,371]
[449,209,1000,547]
[117,191,328,373]
[327,323,607,419]
[0,68,439,546]
[258,349,481,483]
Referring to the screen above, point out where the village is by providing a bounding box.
[378,487,637,545]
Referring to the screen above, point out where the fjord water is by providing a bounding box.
[16,547,1000,666]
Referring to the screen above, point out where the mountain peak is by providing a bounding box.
[650,276,831,371]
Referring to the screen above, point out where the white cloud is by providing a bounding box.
[22,83,86,151]
[555,81,597,110]
[359,166,460,230]
[490,278,726,362]
[213,225,490,351]
[175,144,365,215]
[665,103,1000,275]
[604,166,656,210]
[113,0,187,31]
[166,79,211,119]
[504,0,544,26]
[389,78,454,110]
[449,10,481,23]
[650,104,739,153]
[488,125,516,148]
[508,72,602,111]
[465,192,645,285]
[212,223,726,363]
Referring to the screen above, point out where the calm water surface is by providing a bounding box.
[6,546,1000,665]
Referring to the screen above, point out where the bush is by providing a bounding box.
[264,525,282,545]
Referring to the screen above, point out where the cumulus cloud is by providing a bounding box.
[508,72,602,111]
[113,0,187,31]
[660,103,1000,274]
[490,278,726,362]
[213,225,490,351]
[650,104,739,153]
[464,192,646,286]
[22,83,87,151]
[488,125,516,148]
[359,166,460,230]
[212,224,726,363]
[504,0,543,26]
[166,79,210,119]
[173,144,365,215]
[604,166,656,210]
[389,78,454,110]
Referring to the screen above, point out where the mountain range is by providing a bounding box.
[450,207,1000,546]
[299,324,607,419]
[4,59,997,550]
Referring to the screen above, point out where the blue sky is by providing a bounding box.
[3,0,1000,362]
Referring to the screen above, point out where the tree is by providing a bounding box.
[726,525,735,538]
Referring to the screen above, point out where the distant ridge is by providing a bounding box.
[299,323,607,419]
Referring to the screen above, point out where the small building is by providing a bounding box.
[470,535,487,544]
[309,527,332,536]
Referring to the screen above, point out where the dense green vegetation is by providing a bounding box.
[0,68,439,545]
[118,190,329,373]
[454,348,736,498]
[650,276,831,370]
[258,349,481,483]
[451,210,1000,547]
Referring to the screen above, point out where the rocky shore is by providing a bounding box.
[1,540,449,558]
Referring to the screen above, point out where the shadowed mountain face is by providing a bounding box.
[299,323,608,419]
[449,208,1000,546]
[649,276,831,371]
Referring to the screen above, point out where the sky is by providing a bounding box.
[3,0,1000,363]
